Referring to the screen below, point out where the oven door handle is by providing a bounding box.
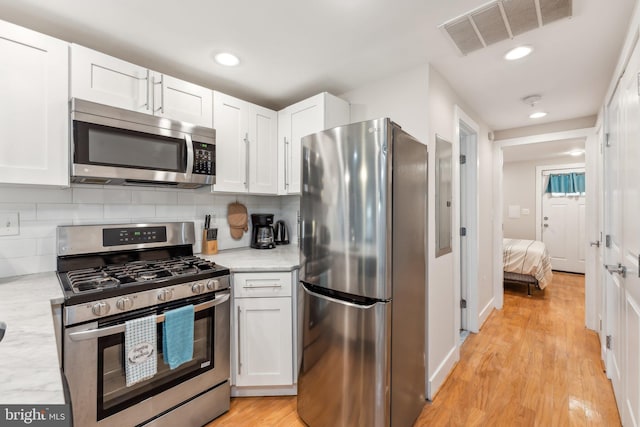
[68,293,230,342]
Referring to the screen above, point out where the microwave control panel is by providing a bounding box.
[193,142,215,175]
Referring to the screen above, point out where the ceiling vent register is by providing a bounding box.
[441,0,572,55]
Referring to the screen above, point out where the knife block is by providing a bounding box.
[201,230,218,255]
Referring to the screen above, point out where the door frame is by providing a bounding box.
[492,127,597,321]
[453,106,479,335]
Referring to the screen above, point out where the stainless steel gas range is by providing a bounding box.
[56,222,230,427]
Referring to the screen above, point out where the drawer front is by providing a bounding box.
[234,272,292,298]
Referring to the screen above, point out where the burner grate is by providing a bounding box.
[65,256,218,294]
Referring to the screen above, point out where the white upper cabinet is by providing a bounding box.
[152,74,213,127]
[0,20,69,187]
[213,91,277,194]
[71,44,212,127]
[277,93,350,194]
[70,44,150,113]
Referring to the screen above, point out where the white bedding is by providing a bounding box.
[503,238,553,290]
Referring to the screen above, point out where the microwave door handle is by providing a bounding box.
[67,292,230,342]
[185,134,194,177]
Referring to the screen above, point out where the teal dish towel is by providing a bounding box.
[162,305,194,369]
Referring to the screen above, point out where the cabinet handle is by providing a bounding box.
[284,137,289,188]
[154,75,164,114]
[242,284,282,289]
[244,133,249,189]
[145,69,150,111]
[237,305,242,375]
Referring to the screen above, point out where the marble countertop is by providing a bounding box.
[201,245,301,272]
[0,272,65,404]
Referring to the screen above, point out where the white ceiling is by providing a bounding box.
[0,0,635,131]
[502,138,585,163]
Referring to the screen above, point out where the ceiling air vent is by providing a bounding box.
[441,0,572,55]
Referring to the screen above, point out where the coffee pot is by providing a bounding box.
[250,214,275,249]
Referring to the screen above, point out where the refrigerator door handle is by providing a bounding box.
[301,283,380,309]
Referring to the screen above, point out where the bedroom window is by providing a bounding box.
[545,172,585,197]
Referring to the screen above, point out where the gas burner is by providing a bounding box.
[137,271,158,281]
[68,269,122,294]
[168,265,200,276]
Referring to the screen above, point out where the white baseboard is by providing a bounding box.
[427,345,458,400]
[231,384,297,397]
[479,297,495,328]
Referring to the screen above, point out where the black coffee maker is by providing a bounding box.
[250,213,275,249]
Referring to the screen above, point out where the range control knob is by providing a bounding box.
[92,302,110,317]
[157,289,173,302]
[206,279,220,291]
[192,282,205,294]
[116,297,134,311]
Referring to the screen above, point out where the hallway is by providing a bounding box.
[208,272,620,426]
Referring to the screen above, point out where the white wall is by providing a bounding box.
[426,66,495,398]
[0,184,298,278]
[341,63,495,400]
[503,154,584,239]
[344,65,429,140]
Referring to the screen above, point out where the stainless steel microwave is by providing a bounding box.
[70,98,215,188]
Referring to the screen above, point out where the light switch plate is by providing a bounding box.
[0,212,20,236]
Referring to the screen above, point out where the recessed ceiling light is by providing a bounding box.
[505,46,533,61]
[529,111,547,119]
[214,52,240,67]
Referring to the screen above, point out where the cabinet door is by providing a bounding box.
[235,297,293,386]
[154,73,213,127]
[248,105,278,194]
[0,20,69,186]
[285,99,323,194]
[212,92,248,192]
[278,93,350,195]
[70,44,151,113]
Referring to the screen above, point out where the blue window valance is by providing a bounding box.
[545,172,585,195]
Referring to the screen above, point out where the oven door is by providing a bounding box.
[63,291,230,427]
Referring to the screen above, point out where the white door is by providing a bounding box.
[541,169,586,274]
[0,20,69,186]
[604,80,625,420]
[248,105,278,194]
[70,44,151,113]
[235,297,292,387]
[212,92,248,193]
[154,73,213,127]
[620,43,640,426]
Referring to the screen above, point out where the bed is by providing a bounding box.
[503,238,553,295]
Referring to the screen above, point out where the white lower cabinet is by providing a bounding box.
[231,271,295,395]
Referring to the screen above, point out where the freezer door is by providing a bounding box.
[297,284,391,427]
[300,118,392,300]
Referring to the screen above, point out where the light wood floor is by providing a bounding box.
[207,272,620,426]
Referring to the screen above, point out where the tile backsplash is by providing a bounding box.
[0,184,300,278]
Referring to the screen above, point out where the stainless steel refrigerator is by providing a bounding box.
[298,118,427,427]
